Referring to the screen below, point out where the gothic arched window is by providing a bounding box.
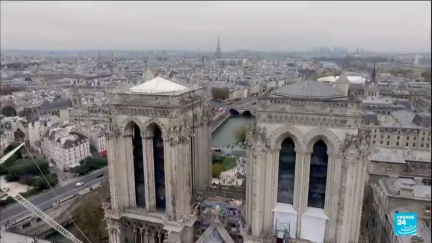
[308,140,328,209]
[277,137,296,204]
[152,125,166,210]
[132,123,145,208]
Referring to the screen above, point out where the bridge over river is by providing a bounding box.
[211,98,257,148]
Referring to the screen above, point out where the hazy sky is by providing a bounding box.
[1,1,431,52]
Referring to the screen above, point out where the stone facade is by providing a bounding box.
[105,76,372,243]
[104,87,212,243]
[243,94,371,243]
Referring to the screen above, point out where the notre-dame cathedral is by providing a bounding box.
[103,74,371,243]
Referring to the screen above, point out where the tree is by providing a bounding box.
[309,73,319,81]
[90,144,98,154]
[421,70,431,82]
[73,182,109,243]
[211,156,237,178]
[212,163,225,178]
[0,85,25,95]
[391,68,413,79]
[1,106,17,117]
[4,143,23,160]
[234,125,248,144]
[33,174,58,190]
[73,156,108,175]
[5,159,50,183]
[212,87,230,100]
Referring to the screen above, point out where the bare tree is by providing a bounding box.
[73,182,110,243]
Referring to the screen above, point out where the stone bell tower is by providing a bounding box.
[103,77,212,243]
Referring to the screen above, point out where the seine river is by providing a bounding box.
[45,114,254,242]
[212,115,255,147]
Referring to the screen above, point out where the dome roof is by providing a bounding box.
[130,76,188,94]
[271,80,345,99]
[317,75,366,84]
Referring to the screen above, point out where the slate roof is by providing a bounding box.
[395,99,412,111]
[370,147,431,163]
[349,83,365,90]
[271,80,345,99]
[40,99,72,112]
[364,112,379,125]
[391,110,416,125]
[412,113,431,128]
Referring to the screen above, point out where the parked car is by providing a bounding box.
[75,182,84,187]
[96,174,104,178]
[49,163,54,168]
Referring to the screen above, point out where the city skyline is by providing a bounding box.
[1,1,431,53]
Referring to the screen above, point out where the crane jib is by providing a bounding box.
[1,188,83,243]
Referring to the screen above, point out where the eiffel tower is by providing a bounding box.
[215,36,223,59]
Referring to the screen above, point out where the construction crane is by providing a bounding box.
[0,142,83,243]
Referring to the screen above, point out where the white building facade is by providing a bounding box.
[89,124,107,153]
[41,126,90,170]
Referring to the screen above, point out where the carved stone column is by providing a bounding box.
[337,130,371,243]
[296,149,312,238]
[158,231,163,243]
[168,136,180,221]
[107,134,119,210]
[139,227,144,243]
[192,124,200,192]
[349,151,369,243]
[167,230,181,243]
[163,136,174,219]
[263,150,276,233]
[144,230,150,243]
[124,135,136,207]
[179,141,186,217]
[183,139,192,216]
[133,225,138,243]
[108,220,122,243]
[149,232,156,243]
[270,148,280,216]
[143,134,155,211]
[251,148,266,237]
[324,151,340,241]
[339,152,356,242]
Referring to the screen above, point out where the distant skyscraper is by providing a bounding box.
[370,62,377,83]
[215,36,223,59]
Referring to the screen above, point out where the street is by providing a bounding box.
[0,167,108,225]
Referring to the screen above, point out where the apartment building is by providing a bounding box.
[41,125,90,170]
[364,177,431,243]
[89,124,107,153]
[369,146,431,185]
[368,111,431,150]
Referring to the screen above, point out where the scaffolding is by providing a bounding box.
[274,219,291,243]
[193,197,244,242]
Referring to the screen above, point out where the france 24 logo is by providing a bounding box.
[394,212,417,236]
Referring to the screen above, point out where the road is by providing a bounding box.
[0,167,108,225]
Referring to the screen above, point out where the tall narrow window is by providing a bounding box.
[308,140,328,209]
[133,124,145,208]
[153,125,166,210]
[277,137,296,204]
